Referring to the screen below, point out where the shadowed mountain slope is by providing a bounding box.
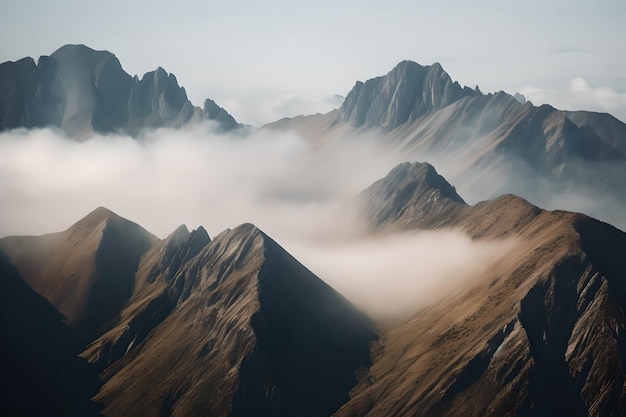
[0,206,157,345]
[0,250,104,417]
[0,44,240,137]
[0,252,73,415]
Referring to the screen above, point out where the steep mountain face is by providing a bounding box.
[0,206,157,345]
[0,209,376,417]
[0,44,241,137]
[203,98,241,131]
[125,66,195,135]
[265,61,626,231]
[338,61,478,130]
[0,54,62,130]
[334,161,626,417]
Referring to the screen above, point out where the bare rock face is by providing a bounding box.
[126,67,196,135]
[0,55,63,129]
[203,98,241,131]
[338,61,477,130]
[49,44,134,136]
[0,44,241,137]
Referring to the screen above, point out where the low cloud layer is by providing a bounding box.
[286,230,517,321]
[0,125,404,239]
[6,123,618,319]
[0,126,520,319]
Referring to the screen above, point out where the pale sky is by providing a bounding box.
[1,0,625,125]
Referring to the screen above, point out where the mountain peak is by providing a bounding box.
[202,98,242,131]
[338,60,476,130]
[68,206,120,232]
[166,224,190,241]
[50,44,123,75]
[360,161,467,230]
[51,43,114,58]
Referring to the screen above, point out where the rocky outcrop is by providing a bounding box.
[0,44,241,137]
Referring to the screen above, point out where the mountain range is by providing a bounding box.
[2,45,626,416]
[0,44,240,138]
[2,162,626,416]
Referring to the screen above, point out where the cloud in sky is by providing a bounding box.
[520,77,626,122]
[215,91,344,127]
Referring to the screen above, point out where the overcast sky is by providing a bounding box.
[1,0,625,125]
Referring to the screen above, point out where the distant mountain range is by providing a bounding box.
[2,45,626,416]
[267,60,626,231]
[0,44,240,137]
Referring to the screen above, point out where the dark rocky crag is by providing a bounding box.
[0,44,240,137]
